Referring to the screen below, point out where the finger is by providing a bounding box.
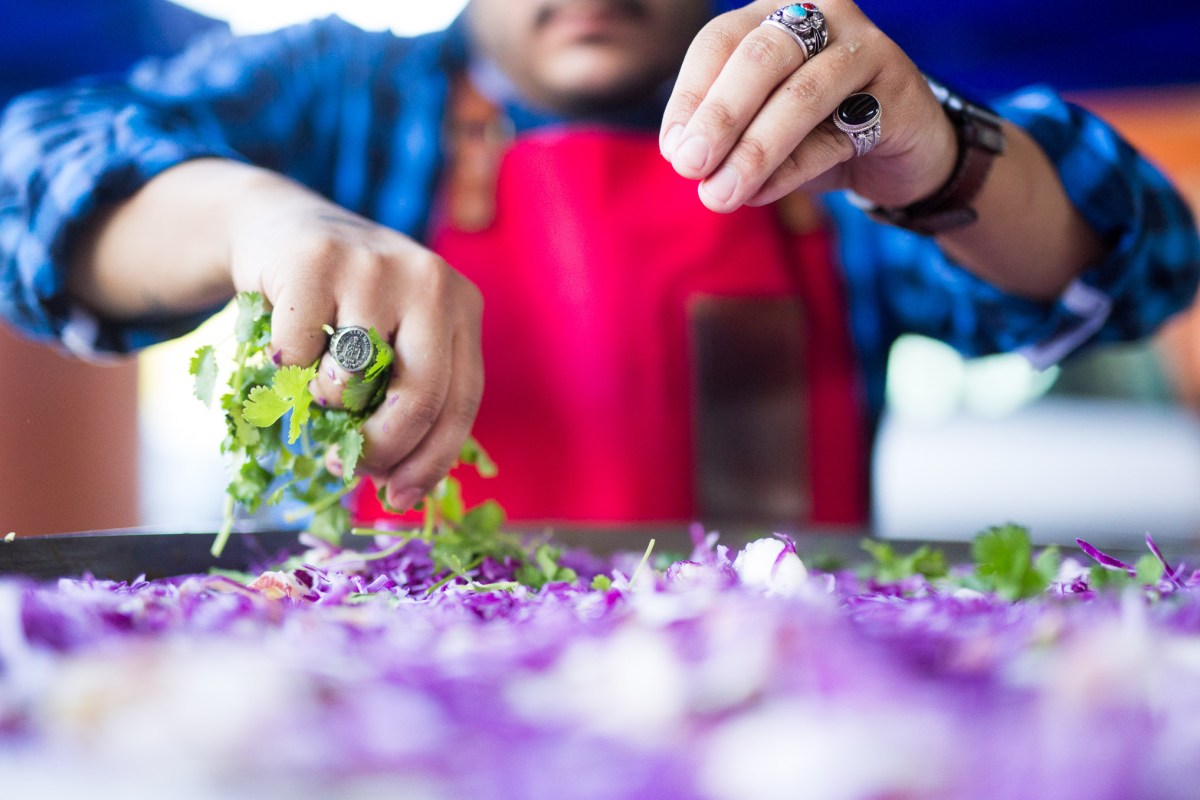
[268,282,336,368]
[309,349,361,409]
[697,40,872,211]
[378,325,485,511]
[358,305,455,481]
[667,20,810,181]
[745,123,855,208]
[660,5,764,158]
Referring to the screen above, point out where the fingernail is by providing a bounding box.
[392,489,421,511]
[673,134,710,173]
[661,124,684,158]
[702,165,740,205]
[272,350,283,365]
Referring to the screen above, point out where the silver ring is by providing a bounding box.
[329,325,375,373]
[833,92,882,157]
[760,3,829,61]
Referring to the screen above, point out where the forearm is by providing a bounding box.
[935,122,1107,302]
[66,158,265,321]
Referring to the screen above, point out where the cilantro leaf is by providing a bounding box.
[972,523,1051,601]
[234,291,267,345]
[190,345,218,406]
[1135,553,1165,585]
[860,539,948,583]
[363,327,394,382]
[460,437,498,478]
[340,376,377,414]
[337,429,364,482]
[242,384,290,427]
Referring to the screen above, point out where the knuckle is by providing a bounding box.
[782,71,825,109]
[739,30,790,71]
[410,252,455,297]
[296,234,349,276]
[733,134,773,172]
[697,99,740,136]
[352,251,393,286]
[694,22,740,61]
[778,148,806,180]
[672,86,708,117]
[818,122,855,163]
[858,26,891,55]
[399,389,444,430]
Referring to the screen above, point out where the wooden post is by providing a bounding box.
[0,325,139,536]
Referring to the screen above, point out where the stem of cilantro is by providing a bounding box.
[350,526,427,540]
[282,480,359,524]
[211,500,236,557]
[422,494,438,539]
[425,555,485,595]
[628,538,656,590]
[322,539,411,569]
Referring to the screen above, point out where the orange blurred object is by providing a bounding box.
[0,327,139,536]
[1071,85,1200,408]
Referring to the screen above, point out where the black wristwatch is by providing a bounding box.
[870,76,1006,235]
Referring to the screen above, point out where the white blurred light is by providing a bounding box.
[173,0,467,35]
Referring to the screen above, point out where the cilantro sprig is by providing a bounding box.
[191,292,578,594]
[191,291,396,557]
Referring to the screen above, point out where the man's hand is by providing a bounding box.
[659,0,956,213]
[659,0,1105,301]
[69,159,484,510]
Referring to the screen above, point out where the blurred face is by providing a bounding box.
[467,0,710,115]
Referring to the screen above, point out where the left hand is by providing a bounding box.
[660,0,957,212]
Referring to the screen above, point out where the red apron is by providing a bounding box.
[355,104,867,527]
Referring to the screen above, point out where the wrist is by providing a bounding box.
[870,76,1007,236]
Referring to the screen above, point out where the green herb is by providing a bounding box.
[1089,553,1165,592]
[627,538,656,590]
[193,291,578,593]
[971,523,1059,601]
[191,291,398,557]
[859,539,949,583]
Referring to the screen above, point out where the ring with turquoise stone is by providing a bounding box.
[760,3,829,61]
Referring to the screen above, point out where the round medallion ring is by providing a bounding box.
[329,326,375,373]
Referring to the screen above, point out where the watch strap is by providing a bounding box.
[870,79,1006,236]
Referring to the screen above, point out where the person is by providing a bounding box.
[1,0,1197,530]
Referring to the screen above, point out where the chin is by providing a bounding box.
[536,51,665,115]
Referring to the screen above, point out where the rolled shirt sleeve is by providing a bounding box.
[0,17,448,354]
[0,83,244,352]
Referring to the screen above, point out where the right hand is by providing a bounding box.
[228,172,484,512]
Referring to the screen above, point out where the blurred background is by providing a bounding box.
[1,0,1198,546]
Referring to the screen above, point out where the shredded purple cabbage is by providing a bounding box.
[3,532,1200,799]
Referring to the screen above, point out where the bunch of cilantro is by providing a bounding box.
[190,292,576,591]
